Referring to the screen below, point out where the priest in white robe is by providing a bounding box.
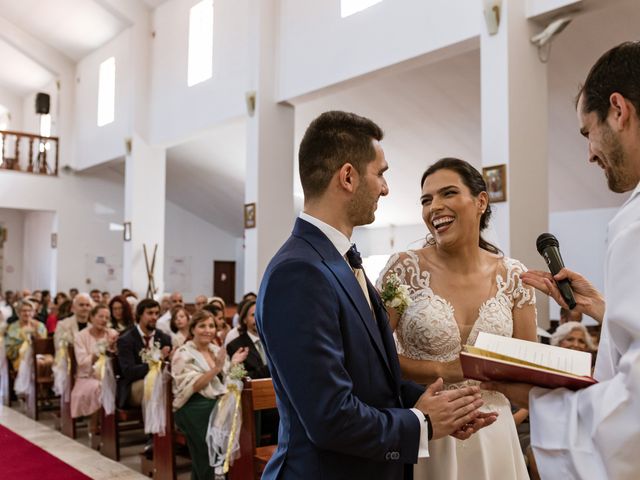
[483,41,640,480]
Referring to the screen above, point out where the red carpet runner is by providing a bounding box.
[0,423,91,479]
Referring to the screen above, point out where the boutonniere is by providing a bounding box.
[380,272,412,316]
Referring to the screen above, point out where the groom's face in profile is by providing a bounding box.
[347,140,389,227]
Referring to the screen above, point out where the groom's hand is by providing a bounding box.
[414,378,484,440]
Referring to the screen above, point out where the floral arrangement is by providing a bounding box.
[140,341,162,364]
[380,272,412,316]
[228,362,248,382]
[56,330,73,348]
[94,339,108,356]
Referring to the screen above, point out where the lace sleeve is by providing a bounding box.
[504,258,537,309]
[376,253,402,292]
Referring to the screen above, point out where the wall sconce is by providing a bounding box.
[483,0,501,35]
[123,222,132,241]
[245,91,256,117]
[51,233,57,249]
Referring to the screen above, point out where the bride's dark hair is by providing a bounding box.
[421,157,502,255]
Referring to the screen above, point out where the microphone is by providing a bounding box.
[535,233,577,309]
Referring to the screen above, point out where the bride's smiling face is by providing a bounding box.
[421,169,487,248]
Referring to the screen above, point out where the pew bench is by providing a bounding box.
[229,377,277,480]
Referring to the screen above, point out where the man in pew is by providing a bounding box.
[116,298,172,459]
[257,111,496,480]
[54,293,92,347]
[485,41,640,479]
[116,298,172,409]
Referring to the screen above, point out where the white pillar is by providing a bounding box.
[123,134,166,297]
[480,0,549,325]
[244,0,295,294]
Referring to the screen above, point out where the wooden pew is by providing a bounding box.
[229,378,277,480]
[100,357,144,461]
[151,371,190,480]
[59,344,77,438]
[26,337,55,421]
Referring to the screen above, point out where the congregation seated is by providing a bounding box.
[171,310,248,480]
[108,295,134,333]
[550,321,596,353]
[46,292,70,335]
[226,300,269,380]
[5,300,49,372]
[202,304,229,346]
[71,304,118,438]
[170,305,191,348]
[157,291,184,337]
[54,293,93,348]
[116,298,171,409]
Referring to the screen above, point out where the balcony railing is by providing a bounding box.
[0,130,59,176]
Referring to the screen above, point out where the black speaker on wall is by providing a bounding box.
[35,92,50,115]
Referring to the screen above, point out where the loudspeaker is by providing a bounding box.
[35,93,50,115]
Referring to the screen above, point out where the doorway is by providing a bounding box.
[213,261,235,306]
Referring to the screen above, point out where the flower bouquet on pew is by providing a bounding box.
[94,339,117,415]
[140,341,167,435]
[207,362,248,475]
[0,322,9,404]
[53,330,73,400]
[14,328,35,399]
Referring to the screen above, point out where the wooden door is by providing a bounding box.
[213,261,236,305]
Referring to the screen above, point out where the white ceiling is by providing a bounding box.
[0,0,128,62]
[0,38,54,95]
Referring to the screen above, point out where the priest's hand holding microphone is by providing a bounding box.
[520,233,606,324]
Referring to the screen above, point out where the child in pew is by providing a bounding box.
[171,310,248,480]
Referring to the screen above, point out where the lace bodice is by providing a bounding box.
[376,250,536,400]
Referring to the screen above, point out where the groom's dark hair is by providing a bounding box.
[298,111,383,199]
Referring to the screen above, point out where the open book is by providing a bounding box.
[460,332,597,390]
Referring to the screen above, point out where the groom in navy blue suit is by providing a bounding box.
[256,111,495,480]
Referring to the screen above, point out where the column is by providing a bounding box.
[480,0,550,325]
[244,0,295,294]
[122,134,166,297]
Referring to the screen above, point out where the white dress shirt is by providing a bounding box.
[299,212,430,458]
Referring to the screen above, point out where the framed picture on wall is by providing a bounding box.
[482,164,507,203]
[244,203,256,229]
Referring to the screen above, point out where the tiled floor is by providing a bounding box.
[0,402,192,480]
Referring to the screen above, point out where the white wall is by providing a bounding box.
[22,210,56,291]
[0,208,25,290]
[149,0,250,146]
[549,207,618,324]
[75,30,132,169]
[164,200,243,303]
[278,0,480,100]
[0,169,124,294]
[0,86,23,131]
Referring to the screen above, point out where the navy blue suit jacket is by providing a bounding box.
[256,218,424,480]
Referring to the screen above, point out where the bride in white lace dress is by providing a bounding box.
[377,158,537,479]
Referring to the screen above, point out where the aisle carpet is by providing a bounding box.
[0,423,91,479]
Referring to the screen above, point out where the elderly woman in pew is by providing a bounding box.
[171,310,249,480]
[71,304,118,441]
[5,299,51,374]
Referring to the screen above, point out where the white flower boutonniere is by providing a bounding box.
[380,272,412,316]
